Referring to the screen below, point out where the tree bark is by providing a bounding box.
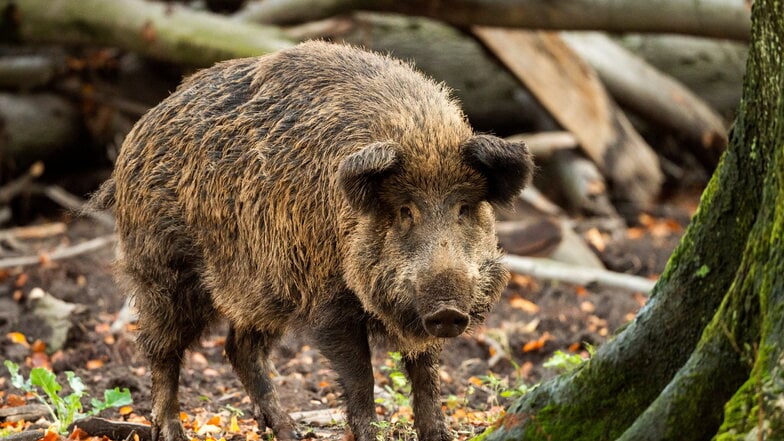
[487,0,783,438]
[237,0,751,41]
[4,0,294,67]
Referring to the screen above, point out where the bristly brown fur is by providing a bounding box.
[100,41,532,441]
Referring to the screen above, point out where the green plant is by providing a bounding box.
[377,352,411,409]
[542,350,586,373]
[372,352,416,440]
[479,372,531,403]
[4,360,133,434]
[222,404,244,417]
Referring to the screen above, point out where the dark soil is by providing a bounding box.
[0,198,692,440]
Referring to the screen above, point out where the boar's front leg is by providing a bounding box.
[310,301,377,441]
[225,326,299,440]
[404,350,452,441]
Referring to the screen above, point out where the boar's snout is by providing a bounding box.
[416,267,474,338]
[422,307,469,338]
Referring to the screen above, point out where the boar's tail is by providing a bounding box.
[85,178,117,212]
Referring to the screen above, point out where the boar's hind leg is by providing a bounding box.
[405,350,452,441]
[310,307,376,441]
[225,326,299,440]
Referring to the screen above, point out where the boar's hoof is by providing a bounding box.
[422,308,469,338]
[151,420,188,441]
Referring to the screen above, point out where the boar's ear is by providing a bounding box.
[462,134,533,206]
[338,141,401,213]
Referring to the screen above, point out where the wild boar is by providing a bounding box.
[91,41,532,441]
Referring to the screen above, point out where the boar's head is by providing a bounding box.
[339,135,533,348]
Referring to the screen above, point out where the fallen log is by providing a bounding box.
[237,0,751,40]
[473,28,663,206]
[0,53,60,90]
[6,0,294,67]
[617,34,747,119]
[496,219,563,257]
[517,186,564,217]
[0,404,49,423]
[497,218,605,269]
[0,93,80,168]
[547,148,618,217]
[562,32,728,166]
[285,12,558,132]
[68,417,152,441]
[506,131,577,159]
[0,430,45,441]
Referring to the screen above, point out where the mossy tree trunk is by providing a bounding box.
[486,0,783,439]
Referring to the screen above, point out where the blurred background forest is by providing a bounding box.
[0,0,750,440]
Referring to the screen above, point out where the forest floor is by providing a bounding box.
[0,193,697,441]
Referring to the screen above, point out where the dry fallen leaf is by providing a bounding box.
[7,332,29,347]
[14,273,28,288]
[229,415,240,433]
[31,340,46,354]
[190,352,208,366]
[626,227,645,239]
[42,428,60,441]
[68,427,89,440]
[520,318,540,334]
[30,352,51,369]
[86,359,105,370]
[579,301,596,313]
[584,228,606,252]
[522,333,552,353]
[6,393,26,406]
[509,296,539,313]
[522,339,545,352]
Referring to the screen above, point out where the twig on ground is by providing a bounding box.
[0,162,44,204]
[38,185,115,229]
[502,254,656,293]
[0,235,116,269]
[289,408,345,426]
[0,223,67,241]
[484,335,508,368]
[0,223,67,253]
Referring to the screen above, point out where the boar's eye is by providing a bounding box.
[400,206,413,222]
[458,204,470,220]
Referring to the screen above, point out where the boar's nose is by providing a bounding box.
[422,307,470,338]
